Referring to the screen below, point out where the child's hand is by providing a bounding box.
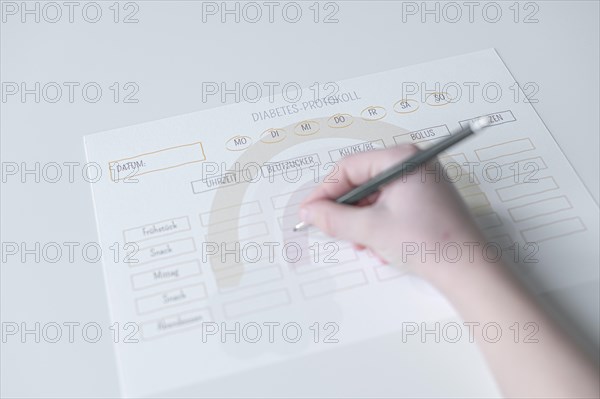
[300,144,600,398]
[298,144,484,282]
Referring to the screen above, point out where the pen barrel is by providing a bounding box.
[336,125,475,205]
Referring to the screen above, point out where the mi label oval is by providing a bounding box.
[294,120,320,136]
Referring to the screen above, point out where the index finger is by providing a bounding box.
[300,144,419,207]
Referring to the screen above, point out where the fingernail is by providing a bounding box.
[376,254,389,265]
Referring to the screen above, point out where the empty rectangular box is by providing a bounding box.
[300,270,368,298]
[521,217,586,243]
[488,234,514,249]
[496,156,548,181]
[217,265,283,293]
[476,212,503,230]
[208,222,269,244]
[374,265,407,281]
[293,244,359,274]
[223,289,291,318]
[496,177,558,202]
[463,192,491,210]
[271,186,316,209]
[200,201,262,226]
[475,138,534,161]
[509,196,572,222]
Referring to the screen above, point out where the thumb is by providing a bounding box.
[300,200,374,245]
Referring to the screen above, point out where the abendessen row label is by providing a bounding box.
[109,142,206,182]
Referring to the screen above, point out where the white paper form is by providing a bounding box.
[84,49,599,397]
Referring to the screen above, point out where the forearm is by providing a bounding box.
[432,256,599,398]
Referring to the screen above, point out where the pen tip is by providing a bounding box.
[293,221,306,232]
[470,116,491,132]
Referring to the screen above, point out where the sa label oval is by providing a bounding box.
[393,99,419,114]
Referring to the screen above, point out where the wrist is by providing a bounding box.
[408,232,509,294]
